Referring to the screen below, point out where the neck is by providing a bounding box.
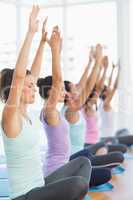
[104,103,111,112]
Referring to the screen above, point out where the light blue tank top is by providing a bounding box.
[62,106,86,154]
[1,112,44,199]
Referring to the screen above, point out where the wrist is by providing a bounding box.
[51,48,60,55]
[26,30,35,38]
[40,39,46,45]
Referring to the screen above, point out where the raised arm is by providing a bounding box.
[67,44,103,112]
[113,64,120,90]
[3,6,40,137]
[95,56,108,95]
[44,26,63,125]
[104,64,120,108]
[108,63,115,89]
[76,47,93,90]
[31,17,48,82]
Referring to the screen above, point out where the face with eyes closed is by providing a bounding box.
[21,74,37,104]
[48,82,66,103]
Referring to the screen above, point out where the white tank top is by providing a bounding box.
[98,101,116,137]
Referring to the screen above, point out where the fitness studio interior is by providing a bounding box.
[0,0,133,200]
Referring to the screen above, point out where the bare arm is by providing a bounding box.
[95,56,108,95]
[76,48,93,90]
[104,65,120,106]
[3,6,40,137]
[95,66,102,86]
[113,64,120,90]
[108,63,115,89]
[67,44,103,112]
[31,17,48,82]
[44,26,63,125]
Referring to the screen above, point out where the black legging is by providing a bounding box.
[117,135,133,146]
[13,157,91,200]
[90,167,111,187]
[70,145,124,168]
[84,141,127,154]
[101,135,133,148]
[70,149,116,187]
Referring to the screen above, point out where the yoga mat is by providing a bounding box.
[0,179,10,197]
[84,195,92,200]
[0,198,10,200]
[89,183,113,192]
[111,165,125,175]
[124,152,133,159]
[128,144,133,149]
[0,165,8,179]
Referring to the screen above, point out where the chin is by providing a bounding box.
[59,100,64,103]
[59,98,65,102]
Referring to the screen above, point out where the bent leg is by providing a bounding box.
[46,156,92,186]
[25,176,89,200]
[90,168,111,187]
[90,152,124,168]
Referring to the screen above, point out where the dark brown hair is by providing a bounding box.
[0,68,31,103]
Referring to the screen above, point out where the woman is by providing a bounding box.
[82,57,126,154]
[99,63,133,147]
[38,44,113,188]
[0,6,91,200]
[63,53,124,167]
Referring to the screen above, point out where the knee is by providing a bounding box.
[77,156,92,168]
[110,152,124,163]
[118,144,127,153]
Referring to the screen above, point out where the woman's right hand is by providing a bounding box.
[47,26,61,52]
[28,5,40,34]
[41,17,48,43]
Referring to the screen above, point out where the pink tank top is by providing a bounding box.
[84,112,99,144]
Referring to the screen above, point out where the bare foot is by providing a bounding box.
[96,147,108,155]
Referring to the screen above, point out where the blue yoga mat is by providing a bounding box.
[0,198,10,200]
[89,183,113,192]
[128,144,133,149]
[0,165,8,179]
[84,195,92,200]
[0,179,10,197]
[124,152,133,159]
[111,165,125,175]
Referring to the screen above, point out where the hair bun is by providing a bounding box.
[37,78,44,87]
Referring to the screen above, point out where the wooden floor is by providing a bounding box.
[88,151,133,200]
